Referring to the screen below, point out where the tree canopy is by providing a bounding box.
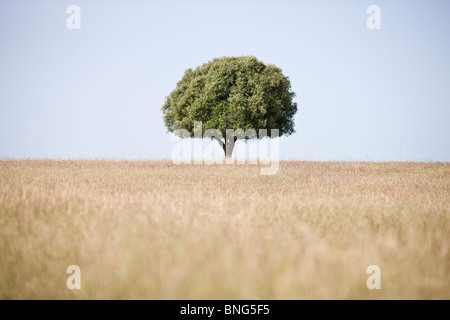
[162,56,298,156]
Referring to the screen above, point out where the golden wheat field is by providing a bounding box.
[0,160,449,299]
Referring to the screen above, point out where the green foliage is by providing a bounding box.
[162,56,298,139]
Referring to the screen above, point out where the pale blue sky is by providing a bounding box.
[0,0,449,161]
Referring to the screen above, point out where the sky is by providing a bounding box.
[0,0,449,161]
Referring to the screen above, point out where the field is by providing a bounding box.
[0,160,449,299]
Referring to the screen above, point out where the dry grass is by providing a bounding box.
[0,160,449,299]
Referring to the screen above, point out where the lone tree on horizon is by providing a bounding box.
[162,56,298,158]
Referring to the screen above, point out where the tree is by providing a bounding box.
[162,56,298,158]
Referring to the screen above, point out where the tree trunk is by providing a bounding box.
[215,136,235,159]
[224,140,234,159]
